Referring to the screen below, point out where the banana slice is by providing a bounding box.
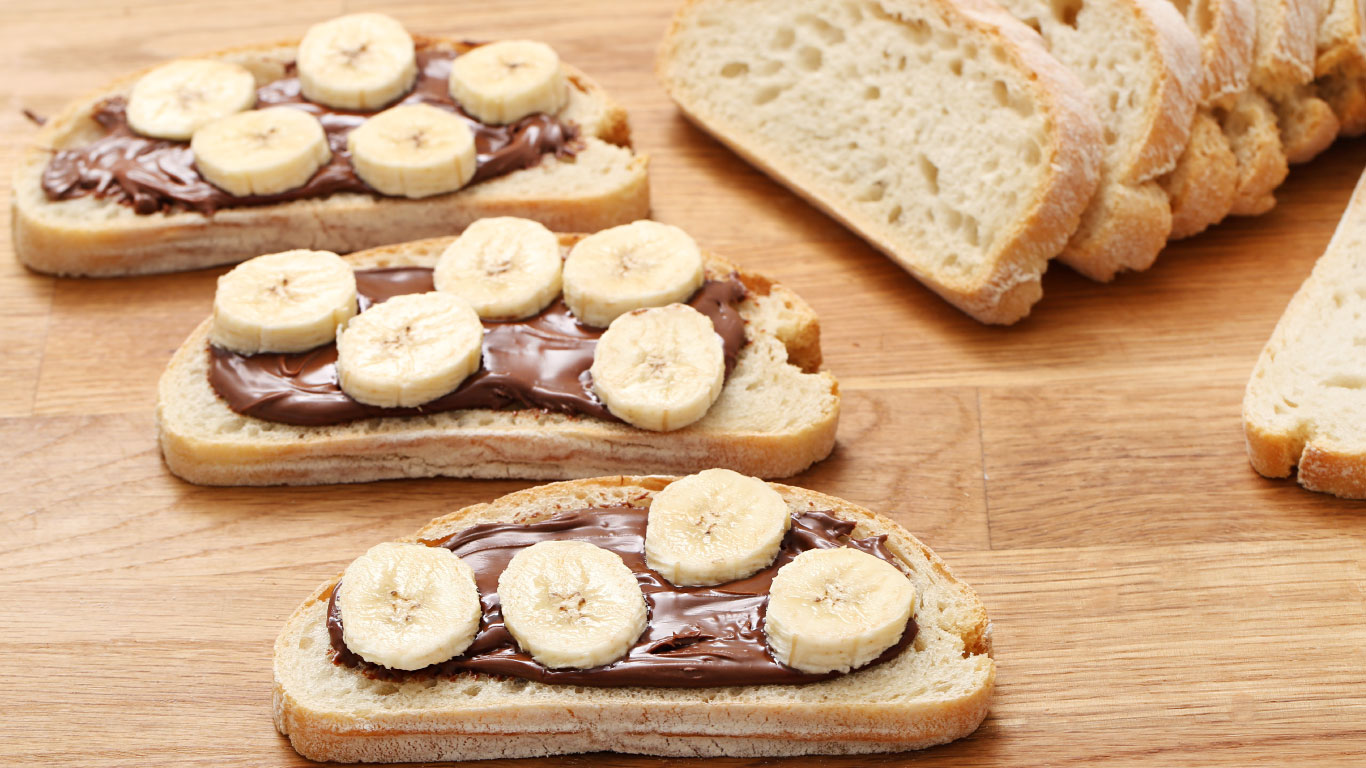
[211,249,357,354]
[191,107,331,196]
[433,217,563,319]
[448,40,568,124]
[765,547,916,674]
[338,542,482,671]
[562,221,705,328]
[347,104,477,199]
[125,59,257,140]
[497,540,647,669]
[297,13,417,110]
[335,291,483,408]
[590,304,724,431]
[645,469,792,586]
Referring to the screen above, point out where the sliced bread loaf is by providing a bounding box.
[273,476,995,761]
[156,234,839,486]
[658,0,1103,324]
[13,36,649,277]
[1244,167,1366,498]
[992,0,1203,280]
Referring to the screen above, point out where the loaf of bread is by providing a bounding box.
[156,234,839,485]
[1244,166,1366,498]
[658,0,1103,324]
[12,35,649,277]
[272,476,995,761]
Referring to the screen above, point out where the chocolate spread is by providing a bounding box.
[41,50,580,215]
[207,268,748,426]
[327,506,918,687]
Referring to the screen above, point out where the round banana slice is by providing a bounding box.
[335,291,484,408]
[765,547,916,674]
[498,540,647,669]
[297,12,417,110]
[191,107,331,196]
[347,104,477,199]
[126,59,257,140]
[590,304,724,431]
[562,221,705,328]
[448,40,568,124]
[338,542,482,671]
[433,217,563,319]
[645,469,792,587]
[211,249,357,354]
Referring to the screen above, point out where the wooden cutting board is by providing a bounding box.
[1,1,1363,765]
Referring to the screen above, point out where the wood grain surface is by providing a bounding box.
[3,1,1365,765]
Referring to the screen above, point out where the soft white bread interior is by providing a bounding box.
[993,0,1202,280]
[272,475,995,762]
[156,234,839,486]
[657,0,1104,325]
[13,37,649,277]
[1244,167,1366,498]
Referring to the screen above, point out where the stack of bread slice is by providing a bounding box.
[660,0,1366,323]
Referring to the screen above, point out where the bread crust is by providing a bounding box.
[658,0,1103,325]
[12,36,649,277]
[156,235,840,486]
[272,476,996,762]
[1243,167,1366,498]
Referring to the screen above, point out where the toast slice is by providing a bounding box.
[993,0,1203,280]
[657,0,1104,325]
[1244,166,1366,498]
[12,35,649,277]
[156,234,839,486]
[272,476,995,761]
[1163,0,1255,238]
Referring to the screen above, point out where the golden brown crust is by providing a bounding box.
[272,476,995,762]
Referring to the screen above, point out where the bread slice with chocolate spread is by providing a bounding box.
[156,234,838,485]
[272,475,995,761]
[12,35,648,277]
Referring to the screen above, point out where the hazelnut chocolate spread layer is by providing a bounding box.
[207,267,748,426]
[327,506,919,687]
[41,50,580,215]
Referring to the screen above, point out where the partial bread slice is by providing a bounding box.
[272,476,995,761]
[1253,0,1340,163]
[13,36,649,277]
[658,0,1103,325]
[993,0,1203,280]
[1244,167,1366,498]
[156,234,839,486]
[1312,0,1366,136]
[1221,89,1290,215]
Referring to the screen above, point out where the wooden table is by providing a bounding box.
[3,1,1364,765]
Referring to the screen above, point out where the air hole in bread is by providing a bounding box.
[1023,140,1041,165]
[864,85,881,100]
[918,155,939,194]
[858,182,886,202]
[887,205,903,224]
[798,14,846,44]
[375,684,399,696]
[771,26,796,50]
[990,44,1007,63]
[720,61,749,78]
[1051,0,1082,27]
[949,58,963,76]
[1323,374,1366,390]
[1103,127,1117,145]
[1022,16,1043,34]
[964,216,981,247]
[992,80,1009,107]
[905,19,932,44]
[298,636,313,650]
[798,46,823,71]
[754,85,781,105]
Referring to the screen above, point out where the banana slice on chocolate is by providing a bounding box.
[126,59,257,140]
[497,540,647,669]
[562,221,706,328]
[645,469,792,586]
[433,217,563,320]
[765,547,916,674]
[297,13,417,110]
[211,249,357,354]
[191,107,331,196]
[335,291,484,408]
[448,40,568,124]
[338,542,482,671]
[589,303,725,431]
[346,104,477,198]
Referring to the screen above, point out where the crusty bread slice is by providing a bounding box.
[657,0,1103,325]
[1163,0,1256,238]
[1221,89,1291,215]
[1252,0,1341,163]
[272,476,995,761]
[1244,166,1366,498]
[993,0,1203,280]
[12,36,649,277]
[1311,0,1366,136]
[156,235,839,486]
